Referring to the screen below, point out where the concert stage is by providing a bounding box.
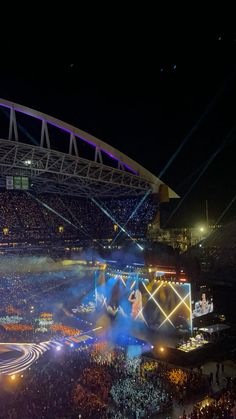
[133,329,212,367]
[92,263,218,367]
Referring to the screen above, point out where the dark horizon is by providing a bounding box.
[1,43,236,227]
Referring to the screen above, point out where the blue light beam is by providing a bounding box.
[90,197,144,250]
[158,68,236,179]
[28,193,102,246]
[164,124,236,227]
[111,189,151,246]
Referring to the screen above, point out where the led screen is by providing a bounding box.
[13,176,22,190]
[96,274,192,332]
[192,291,213,319]
[140,280,192,332]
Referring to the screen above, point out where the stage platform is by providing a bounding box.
[130,325,214,367]
[133,324,234,368]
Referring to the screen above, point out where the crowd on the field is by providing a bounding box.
[0,345,173,418]
[0,191,158,243]
[181,387,236,418]
[0,268,94,343]
[0,334,212,418]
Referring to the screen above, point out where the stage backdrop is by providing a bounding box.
[96,274,192,333]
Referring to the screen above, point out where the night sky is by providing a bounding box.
[1,35,236,227]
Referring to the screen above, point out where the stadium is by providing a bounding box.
[0,99,219,418]
[0,98,178,246]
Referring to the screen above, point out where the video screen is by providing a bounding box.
[192,290,213,319]
[141,280,192,332]
[96,274,192,332]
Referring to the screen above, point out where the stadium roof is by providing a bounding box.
[0,98,179,198]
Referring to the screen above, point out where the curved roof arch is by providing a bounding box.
[0,98,178,198]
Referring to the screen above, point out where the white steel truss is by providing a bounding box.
[0,140,150,197]
[0,98,179,198]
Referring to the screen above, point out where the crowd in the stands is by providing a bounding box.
[0,191,157,243]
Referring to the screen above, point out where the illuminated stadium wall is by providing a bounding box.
[96,272,192,333]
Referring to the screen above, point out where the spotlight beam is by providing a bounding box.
[164,124,236,227]
[158,68,236,179]
[90,197,143,250]
[58,195,92,237]
[111,189,151,245]
[214,192,236,227]
[1,107,39,146]
[27,192,102,246]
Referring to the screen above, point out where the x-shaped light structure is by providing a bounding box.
[158,285,191,329]
[141,282,174,327]
[136,281,191,329]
